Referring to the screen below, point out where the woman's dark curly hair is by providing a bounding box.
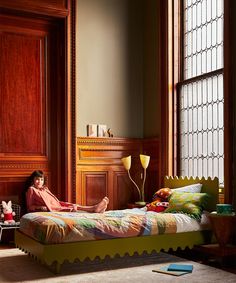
[25,170,47,188]
[22,170,47,214]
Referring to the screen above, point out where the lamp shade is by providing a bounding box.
[121,155,131,170]
[140,154,150,169]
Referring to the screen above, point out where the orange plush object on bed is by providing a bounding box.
[146,188,172,212]
[146,201,169,212]
[153,188,172,201]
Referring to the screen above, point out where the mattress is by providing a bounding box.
[19,208,210,244]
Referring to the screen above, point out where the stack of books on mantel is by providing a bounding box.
[152,263,193,276]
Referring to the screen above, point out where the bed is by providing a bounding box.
[15,176,219,273]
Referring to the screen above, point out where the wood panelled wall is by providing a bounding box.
[0,0,160,212]
[0,0,74,211]
[76,137,160,210]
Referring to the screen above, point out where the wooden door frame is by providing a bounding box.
[224,0,236,206]
[158,0,177,182]
[0,0,77,204]
[65,0,76,202]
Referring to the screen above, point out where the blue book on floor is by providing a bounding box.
[167,263,193,273]
[152,265,189,276]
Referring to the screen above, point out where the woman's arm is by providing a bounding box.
[30,205,48,212]
[26,187,48,212]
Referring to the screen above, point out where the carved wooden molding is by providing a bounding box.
[0,163,47,170]
[77,137,142,145]
[70,0,77,202]
[77,137,143,166]
[0,0,69,18]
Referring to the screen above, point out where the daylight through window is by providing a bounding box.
[179,0,224,185]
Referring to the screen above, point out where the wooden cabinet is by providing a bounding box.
[76,137,160,210]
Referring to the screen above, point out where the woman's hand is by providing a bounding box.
[40,206,48,211]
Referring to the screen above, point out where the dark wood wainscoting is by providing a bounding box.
[76,137,160,210]
[0,0,74,211]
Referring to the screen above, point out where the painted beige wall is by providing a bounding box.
[76,0,160,138]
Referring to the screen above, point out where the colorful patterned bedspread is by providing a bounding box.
[19,209,177,244]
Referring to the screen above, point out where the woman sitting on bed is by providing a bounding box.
[25,170,109,213]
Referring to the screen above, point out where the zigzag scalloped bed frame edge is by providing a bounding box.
[15,229,213,273]
[15,176,219,273]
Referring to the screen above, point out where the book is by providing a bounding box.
[152,265,189,276]
[167,263,193,273]
[87,124,97,137]
[97,124,107,137]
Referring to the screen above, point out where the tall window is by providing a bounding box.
[179,0,224,185]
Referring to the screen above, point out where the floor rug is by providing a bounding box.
[0,248,236,282]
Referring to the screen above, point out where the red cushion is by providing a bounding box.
[146,201,169,213]
[153,188,172,201]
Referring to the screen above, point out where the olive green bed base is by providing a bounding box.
[15,229,213,273]
[15,176,219,273]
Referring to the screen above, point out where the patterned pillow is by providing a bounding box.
[172,183,202,193]
[164,191,209,220]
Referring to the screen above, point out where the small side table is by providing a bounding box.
[0,222,20,242]
[209,213,236,246]
[195,213,236,264]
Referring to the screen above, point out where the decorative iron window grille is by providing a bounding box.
[179,0,224,185]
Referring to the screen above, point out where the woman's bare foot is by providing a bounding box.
[94,197,109,213]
